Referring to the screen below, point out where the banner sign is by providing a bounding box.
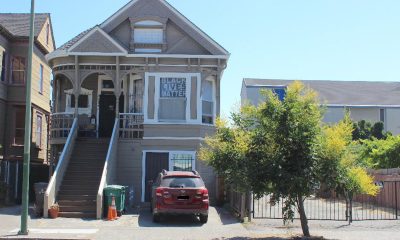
[160,78,186,98]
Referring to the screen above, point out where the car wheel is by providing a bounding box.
[153,213,161,223]
[199,214,208,223]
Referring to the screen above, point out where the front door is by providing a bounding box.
[145,152,169,202]
[99,94,124,138]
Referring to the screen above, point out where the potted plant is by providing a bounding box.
[48,203,59,219]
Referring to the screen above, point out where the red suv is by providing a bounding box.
[150,170,209,223]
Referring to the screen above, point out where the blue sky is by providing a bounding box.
[2,0,400,117]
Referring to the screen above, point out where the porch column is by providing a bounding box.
[74,56,79,117]
[115,56,120,118]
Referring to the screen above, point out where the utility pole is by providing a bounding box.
[19,0,35,235]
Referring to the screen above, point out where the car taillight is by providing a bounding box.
[195,188,209,199]
[156,188,171,198]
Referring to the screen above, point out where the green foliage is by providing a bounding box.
[360,135,400,169]
[316,116,379,196]
[352,120,389,141]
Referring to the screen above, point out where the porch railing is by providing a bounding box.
[44,118,78,218]
[97,119,119,219]
[119,113,144,139]
[50,113,74,139]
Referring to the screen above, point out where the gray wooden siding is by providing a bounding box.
[0,100,6,147]
[72,30,125,53]
[143,124,215,138]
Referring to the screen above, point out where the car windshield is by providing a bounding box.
[161,177,205,188]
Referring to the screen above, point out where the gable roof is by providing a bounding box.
[243,78,400,107]
[100,0,229,55]
[0,13,49,38]
[68,26,128,54]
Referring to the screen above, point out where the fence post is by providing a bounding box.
[247,192,252,222]
[395,182,398,220]
[240,193,246,221]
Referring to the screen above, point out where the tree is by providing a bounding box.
[200,81,379,237]
[352,120,388,141]
[201,81,322,236]
[360,135,400,169]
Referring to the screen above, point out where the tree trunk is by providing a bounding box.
[297,194,310,237]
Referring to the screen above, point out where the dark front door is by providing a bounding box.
[145,152,169,202]
[99,94,116,138]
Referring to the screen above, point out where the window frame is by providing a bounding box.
[201,78,216,125]
[11,56,26,85]
[0,49,6,82]
[36,114,43,148]
[39,64,44,94]
[65,88,93,115]
[144,72,201,124]
[14,108,25,146]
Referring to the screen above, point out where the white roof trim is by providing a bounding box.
[46,50,229,62]
[68,26,128,54]
[100,0,229,56]
[326,104,400,108]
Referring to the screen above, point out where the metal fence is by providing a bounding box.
[251,181,399,222]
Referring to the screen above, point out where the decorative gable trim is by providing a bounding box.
[68,26,128,54]
[100,0,229,56]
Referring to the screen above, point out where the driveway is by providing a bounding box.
[0,206,251,240]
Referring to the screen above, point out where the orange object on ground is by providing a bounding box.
[107,196,118,221]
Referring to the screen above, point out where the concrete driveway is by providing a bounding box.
[0,206,251,240]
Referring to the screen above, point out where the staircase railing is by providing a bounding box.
[96,118,119,219]
[44,118,78,217]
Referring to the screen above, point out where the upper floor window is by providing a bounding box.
[39,64,44,94]
[159,78,187,121]
[11,56,26,84]
[131,20,165,53]
[129,77,143,113]
[36,114,43,148]
[380,108,385,122]
[271,87,286,101]
[0,50,5,82]
[202,79,215,124]
[14,108,25,145]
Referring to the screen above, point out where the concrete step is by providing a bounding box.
[58,211,96,218]
[59,190,98,196]
[59,205,97,212]
[58,199,96,206]
[60,185,99,190]
[58,194,97,201]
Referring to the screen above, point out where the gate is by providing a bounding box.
[252,181,399,222]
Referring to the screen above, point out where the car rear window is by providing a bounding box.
[161,177,205,188]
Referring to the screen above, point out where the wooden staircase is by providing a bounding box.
[57,138,110,218]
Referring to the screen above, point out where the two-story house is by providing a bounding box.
[45,0,229,218]
[0,13,55,203]
[241,79,400,135]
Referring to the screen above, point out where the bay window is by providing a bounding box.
[202,79,215,124]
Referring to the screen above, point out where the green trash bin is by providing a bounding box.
[104,185,126,216]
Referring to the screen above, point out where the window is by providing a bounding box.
[380,109,385,122]
[159,78,186,121]
[202,80,214,124]
[129,79,143,113]
[65,88,93,115]
[11,56,26,84]
[46,23,50,45]
[0,50,5,82]
[170,152,194,172]
[14,108,25,145]
[39,64,43,94]
[132,20,164,53]
[271,87,286,101]
[71,95,89,108]
[36,115,42,147]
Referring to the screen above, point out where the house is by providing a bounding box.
[45,0,229,218]
[241,79,400,135]
[0,13,55,203]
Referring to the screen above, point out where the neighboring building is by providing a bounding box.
[241,79,400,135]
[45,0,229,218]
[0,13,55,202]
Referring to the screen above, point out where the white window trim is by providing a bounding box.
[65,88,93,115]
[141,150,197,202]
[144,72,201,125]
[202,77,217,126]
